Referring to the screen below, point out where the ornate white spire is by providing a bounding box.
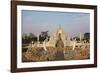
[58,24,61,29]
[57,24,63,35]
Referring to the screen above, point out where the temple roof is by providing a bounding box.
[57,24,64,35]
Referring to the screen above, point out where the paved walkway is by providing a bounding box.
[55,51,64,60]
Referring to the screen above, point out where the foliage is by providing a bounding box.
[22,33,37,44]
[22,31,50,44]
[39,31,49,43]
[84,33,90,42]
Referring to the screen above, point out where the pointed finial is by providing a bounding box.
[59,24,61,29]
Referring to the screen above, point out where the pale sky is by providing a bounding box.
[22,10,90,37]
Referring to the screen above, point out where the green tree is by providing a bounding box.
[39,31,49,43]
[84,33,90,43]
[22,33,37,44]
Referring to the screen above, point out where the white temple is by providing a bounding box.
[24,24,90,61]
[44,24,67,48]
[32,24,89,50]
